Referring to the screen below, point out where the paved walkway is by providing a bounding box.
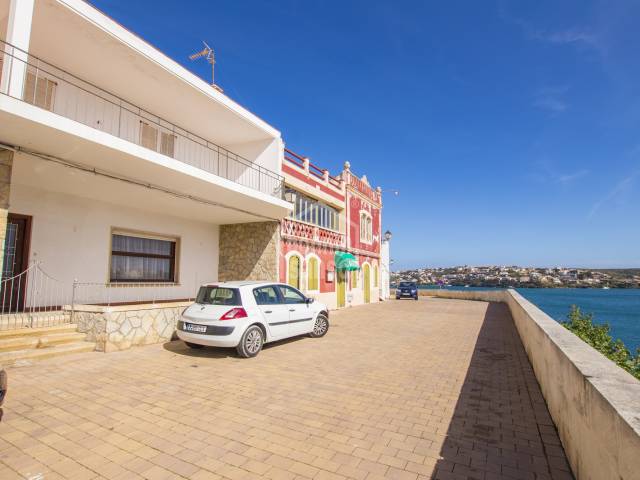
[0,298,572,480]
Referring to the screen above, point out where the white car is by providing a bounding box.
[176,281,329,358]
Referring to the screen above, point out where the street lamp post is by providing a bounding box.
[381,230,392,300]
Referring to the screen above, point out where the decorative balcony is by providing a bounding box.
[280,218,345,248]
[0,40,284,199]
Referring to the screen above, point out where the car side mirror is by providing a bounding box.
[305,297,315,304]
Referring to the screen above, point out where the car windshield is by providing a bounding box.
[196,286,240,306]
[399,282,416,288]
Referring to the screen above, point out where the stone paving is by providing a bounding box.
[0,298,573,480]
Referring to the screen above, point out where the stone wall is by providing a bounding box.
[218,221,279,281]
[0,149,14,276]
[421,289,640,480]
[73,301,190,352]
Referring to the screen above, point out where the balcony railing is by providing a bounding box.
[281,218,345,248]
[0,40,284,199]
[284,148,343,189]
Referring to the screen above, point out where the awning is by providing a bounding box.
[335,251,360,271]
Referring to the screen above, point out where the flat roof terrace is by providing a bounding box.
[0,298,571,480]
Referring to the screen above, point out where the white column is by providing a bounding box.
[1,0,36,97]
[381,240,390,300]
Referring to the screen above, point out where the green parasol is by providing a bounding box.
[335,251,360,271]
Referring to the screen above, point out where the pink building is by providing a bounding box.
[279,149,382,309]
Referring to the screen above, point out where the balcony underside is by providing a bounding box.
[0,0,279,145]
[0,96,291,223]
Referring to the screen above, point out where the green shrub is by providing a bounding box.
[562,306,640,380]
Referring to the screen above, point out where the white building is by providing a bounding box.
[0,0,291,313]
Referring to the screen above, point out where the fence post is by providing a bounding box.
[70,279,77,324]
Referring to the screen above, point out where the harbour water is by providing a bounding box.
[517,288,640,354]
[417,286,640,352]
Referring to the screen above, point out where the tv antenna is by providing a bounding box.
[189,41,223,92]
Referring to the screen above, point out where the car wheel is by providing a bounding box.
[185,341,204,349]
[236,325,264,358]
[414,296,419,300]
[309,313,329,338]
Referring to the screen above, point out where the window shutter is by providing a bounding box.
[314,260,319,290]
[160,132,176,158]
[140,122,158,151]
[23,70,56,111]
[24,71,36,104]
[308,258,318,291]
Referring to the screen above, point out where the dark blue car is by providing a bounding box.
[396,281,419,300]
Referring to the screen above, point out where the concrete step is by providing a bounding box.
[0,342,96,367]
[0,324,79,340]
[37,332,87,348]
[0,311,72,330]
[0,331,87,352]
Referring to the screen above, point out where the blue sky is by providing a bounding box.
[90,0,640,270]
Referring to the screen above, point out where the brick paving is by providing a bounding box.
[0,298,572,480]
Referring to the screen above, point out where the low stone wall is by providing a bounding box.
[421,289,640,479]
[72,302,190,352]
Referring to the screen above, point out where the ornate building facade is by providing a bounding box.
[279,149,382,309]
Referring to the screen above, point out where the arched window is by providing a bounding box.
[360,211,373,243]
[374,265,379,287]
[307,257,319,291]
[288,255,300,289]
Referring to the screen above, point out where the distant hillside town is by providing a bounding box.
[391,266,640,289]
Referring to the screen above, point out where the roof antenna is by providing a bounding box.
[189,41,223,93]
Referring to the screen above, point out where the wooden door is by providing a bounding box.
[1,214,32,311]
[288,255,300,289]
[337,270,346,308]
[364,264,371,303]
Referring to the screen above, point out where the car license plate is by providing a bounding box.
[183,322,206,333]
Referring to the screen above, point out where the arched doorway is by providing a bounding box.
[288,255,300,289]
[363,264,371,303]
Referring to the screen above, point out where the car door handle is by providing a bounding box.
[264,310,272,314]
[289,309,295,312]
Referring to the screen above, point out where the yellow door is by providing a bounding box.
[364,264,371,303]
[288,256,300,289]
[337,270,346,308]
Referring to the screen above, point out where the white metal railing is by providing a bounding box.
[0,261,197,330]
[0,261,71,330]
[0,39,284,199]
[71,281,195,309]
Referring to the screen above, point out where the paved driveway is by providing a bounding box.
[0,298,572,480]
